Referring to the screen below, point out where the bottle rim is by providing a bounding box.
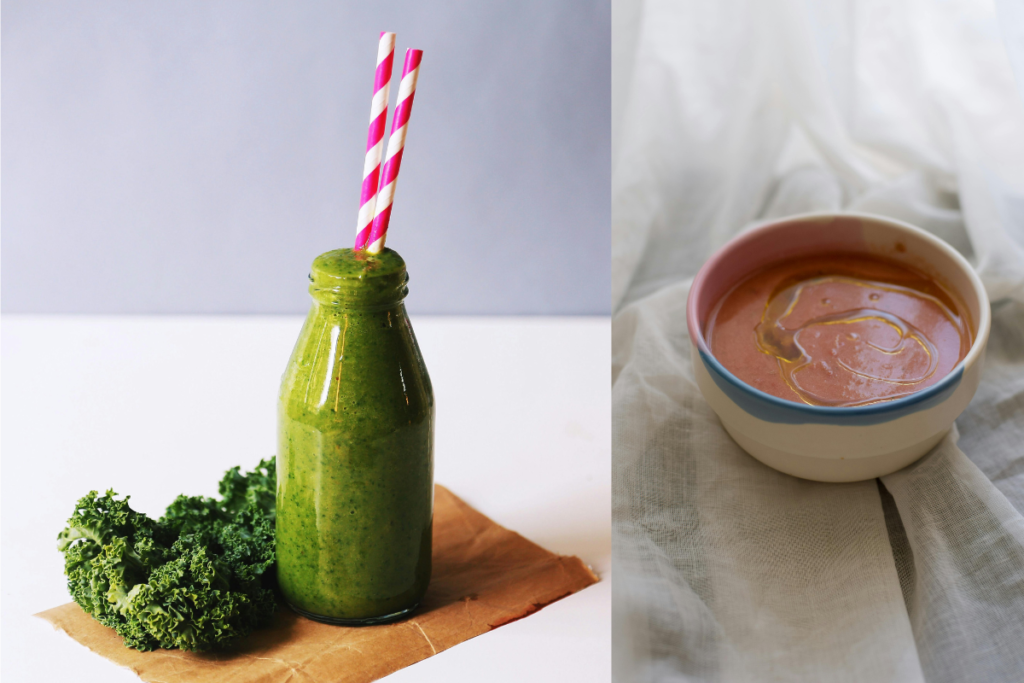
[307,248,409,309]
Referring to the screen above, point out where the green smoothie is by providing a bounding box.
[276,248,434,624]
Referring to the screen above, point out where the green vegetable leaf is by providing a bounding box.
[57,458,278,652]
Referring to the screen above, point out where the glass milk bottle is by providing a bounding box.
[276,247,434,624]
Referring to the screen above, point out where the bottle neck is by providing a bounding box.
[308,248,409,310]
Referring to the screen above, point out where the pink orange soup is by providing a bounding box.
[705,253,972,407]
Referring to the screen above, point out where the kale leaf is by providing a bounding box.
[57,457,278,652]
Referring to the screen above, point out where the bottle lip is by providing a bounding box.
[308,248,409,309]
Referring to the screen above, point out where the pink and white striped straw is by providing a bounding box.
[364,48,423,254]
[354,32,396,251]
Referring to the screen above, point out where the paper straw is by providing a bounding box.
[354,32,396,251]
[365,48,423,254]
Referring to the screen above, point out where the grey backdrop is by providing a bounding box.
[2,1,610,315]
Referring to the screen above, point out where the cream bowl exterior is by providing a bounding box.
[686,213,991,482]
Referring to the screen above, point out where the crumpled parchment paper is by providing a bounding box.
[37,484,599,683]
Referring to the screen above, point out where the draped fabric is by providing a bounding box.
[612,1,1024,680]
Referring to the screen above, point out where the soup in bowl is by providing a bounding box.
[686,213,991,482]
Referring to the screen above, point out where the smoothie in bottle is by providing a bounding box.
[276,35,430,623]
[276,247,434,623]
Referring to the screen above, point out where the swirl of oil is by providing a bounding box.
[755,276,955,406]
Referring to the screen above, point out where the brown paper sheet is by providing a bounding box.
[37,485,599,683]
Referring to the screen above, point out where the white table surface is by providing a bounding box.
[1,315,611,682]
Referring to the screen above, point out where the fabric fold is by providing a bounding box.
[881,433,1024,683]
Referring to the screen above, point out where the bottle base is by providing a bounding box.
[287,602,420,626]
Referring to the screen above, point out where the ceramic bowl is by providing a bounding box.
[686,212,991,482]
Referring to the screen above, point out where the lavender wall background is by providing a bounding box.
[2,0,610,315]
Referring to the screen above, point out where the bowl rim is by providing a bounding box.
[685,211,992,417]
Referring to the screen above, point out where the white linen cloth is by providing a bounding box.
[612,1,1024,680]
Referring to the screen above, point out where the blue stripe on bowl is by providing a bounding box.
[698,349,962,426]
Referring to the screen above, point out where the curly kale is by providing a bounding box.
[57,457,278,652]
